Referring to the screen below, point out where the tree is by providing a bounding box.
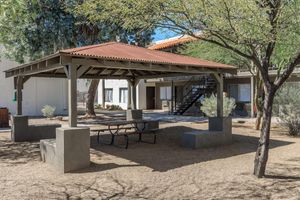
[180,40,265,130]
[0,0,154,117]
[80,0,300,178]
[74,2,154,116]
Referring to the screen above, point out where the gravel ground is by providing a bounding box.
[0,117,300,200]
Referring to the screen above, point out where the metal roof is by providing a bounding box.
[5,42,237,79]
[148,36,196,50]
[60,42,234,69]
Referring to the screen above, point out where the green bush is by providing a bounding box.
[200,94,236,117]
[274,84,300,136]
[41,105,56,118]
[106,104,123,111]
[94,104,103,109]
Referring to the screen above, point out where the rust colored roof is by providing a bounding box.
[60,42,235,70]
[148,36,197,50]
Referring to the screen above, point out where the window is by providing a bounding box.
[119,88,128,103]
[228,84,251,102]
[105,88,113,102]
[160,86,172,100]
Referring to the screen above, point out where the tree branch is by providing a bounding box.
[274,52,300,89]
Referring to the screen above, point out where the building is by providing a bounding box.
[96,36,300,117]
[0,46,70,116]
[149,35,300,116]
[97,79,146,110]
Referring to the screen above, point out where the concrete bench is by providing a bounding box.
[11,115,61,142]
[126,109,143,121]
[181,117,232,149]
[181,130,232,149]
[40,127,90,173]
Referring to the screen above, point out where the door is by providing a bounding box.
[146,87,155,109]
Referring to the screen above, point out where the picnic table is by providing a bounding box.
[92,119,159,149]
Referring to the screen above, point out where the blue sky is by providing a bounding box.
[153,28,179,42]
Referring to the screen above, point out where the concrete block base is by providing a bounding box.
[11,115,61,142]
[40,127,90,173]
[126,109,143,121]
[181,130,232,149]
[182,117,232,149]
[40,139,56,165]
[209,117,232,133]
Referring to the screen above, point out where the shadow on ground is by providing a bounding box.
[90,125,293,172]
[0,139,40,165]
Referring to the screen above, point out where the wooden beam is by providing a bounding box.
[68,64,77,127]
[77,65,91,78]
[212,73,224,117]
[72,58,234,74]
[96,68,107,76]
[16,76,23,115]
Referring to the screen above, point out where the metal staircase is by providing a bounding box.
[172,76,216,115]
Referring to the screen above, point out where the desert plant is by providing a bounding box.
[107,104,123,111]
[41,105,56,118]
[200,94,236,117]
[274,85,300,136]
[94,104,103,109]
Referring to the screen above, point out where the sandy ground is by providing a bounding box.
[1,116,300,200]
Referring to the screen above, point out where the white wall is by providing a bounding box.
[97,79,147,110]
[0,47,68,116]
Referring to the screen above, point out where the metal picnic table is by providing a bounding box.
[93,119,159,149]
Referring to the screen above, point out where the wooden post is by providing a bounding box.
[132,80,137,110]
[251,76,255,118]
[171,81,174,113]
[127,80,132,109]
[67,64,77,127]
[213,73,223,117]
[101,79,105,108]
[16,76,23,115]
[128,79,138,110]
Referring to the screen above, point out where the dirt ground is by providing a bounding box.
[0,117,300,200]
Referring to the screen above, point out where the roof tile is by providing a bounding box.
[60,42,235,70]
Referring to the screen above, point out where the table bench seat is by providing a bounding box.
[92,120,159,149]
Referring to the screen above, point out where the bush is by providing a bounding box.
[200,94,236,117]
[106,104,123,111]
[274,85,300,136]
[94,104,103,109]
[41,105,56,118]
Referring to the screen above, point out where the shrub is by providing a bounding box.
[94,104,103,109]
[200,94,236,117]
[41,105,56,118]
[274,85,300,136]
[107,104,123,111]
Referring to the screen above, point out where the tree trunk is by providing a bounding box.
[85,79,100,117]
[255,111,263,130]
[254,76,264,130]
[253,88,276,178]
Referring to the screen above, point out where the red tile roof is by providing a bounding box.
[148,36,197,50]
[60,42,235,70]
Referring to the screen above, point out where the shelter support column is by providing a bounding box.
[213,73,223,117]
[16,76,23,115]
[101,79,105,108]
[14,76,30,115]
[128,79,139,110]
[251,76,255,118]
[127,80,132,109]
[66,64,77,127]
[171,81,174,113]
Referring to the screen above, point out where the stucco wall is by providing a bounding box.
[0,47,68,116]
[97,79,146,110]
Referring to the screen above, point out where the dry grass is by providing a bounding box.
[0,119,300,199]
